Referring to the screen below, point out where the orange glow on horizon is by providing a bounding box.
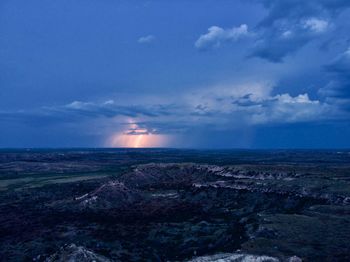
[108,128,169,148]
[109,132,169,148]
[107,120,170,148]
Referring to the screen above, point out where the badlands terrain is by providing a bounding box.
[0,149,350,261]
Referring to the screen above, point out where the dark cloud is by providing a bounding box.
[319,48,350,99]
[314,47,350,122]
[325,49,350,75]
[59,101,162,118]
[258,0,350,26]
[249,31,310,62]
[249,0,350,62]
[0,101,174,126]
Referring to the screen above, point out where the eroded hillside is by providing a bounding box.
[1,150,350,261]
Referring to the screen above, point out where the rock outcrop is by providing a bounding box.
[46,244,110,262]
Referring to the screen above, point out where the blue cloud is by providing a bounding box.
[138,35,155,44]
[195,24,250,50]
[319,47,350,106]
[248,0,346,62]
[1,0,350,148]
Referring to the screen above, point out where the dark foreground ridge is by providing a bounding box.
[0,149,350,261]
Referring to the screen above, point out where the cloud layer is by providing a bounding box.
[194,0,350,62]
[1,0,350,148]
[2,81,345,140]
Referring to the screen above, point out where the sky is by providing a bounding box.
[1,0,350,148]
